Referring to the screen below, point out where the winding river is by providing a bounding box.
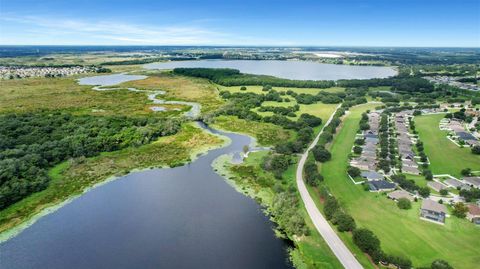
[0,123,293,269]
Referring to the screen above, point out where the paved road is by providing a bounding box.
[296,104,363,269]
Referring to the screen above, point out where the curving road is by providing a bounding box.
[296,104,363,269]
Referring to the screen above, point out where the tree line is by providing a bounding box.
[0,112,181,209]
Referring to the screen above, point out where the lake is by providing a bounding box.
[144,59,397,80]
[78,73,147,86]
[0,123,293,269]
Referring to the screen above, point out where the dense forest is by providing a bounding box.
[0,112,181,209]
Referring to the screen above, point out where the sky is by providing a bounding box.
[0,0,479,47]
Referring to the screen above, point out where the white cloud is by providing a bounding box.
[0,15,292,45]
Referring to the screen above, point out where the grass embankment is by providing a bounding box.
[0,76,182,116]
[415,113,480,178]
[0,123,225,236]
[120,72,224,114]
[215,150,343,269]
[314,104,480,269]
[211,115,294,146]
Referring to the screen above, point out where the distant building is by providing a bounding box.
[467,204,480,225]
[420,199,447,224]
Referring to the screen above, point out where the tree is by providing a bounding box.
[323,196,339,220]
[397,198,412,210]
[312,146,331,162]
[352,228,380,255]
[423,170,433,181]
[333,211,356,232]
[439,189,449,196]
[461,168,472,176]
[471,145,480,155]
[347,166,361,178]
[353,146,363,154]
[431,259,453,269]
[418,187,430,198]
[452,202,469,218]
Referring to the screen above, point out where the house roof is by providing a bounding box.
[421,199,447,214]
[444,178,464,188]
[387,190,414,201]
[361,171,384,181]
[368,180,396,191]
[464,177,480,187]
[427,181,447,191]
[456,131,477,141]
[468,204,480,216]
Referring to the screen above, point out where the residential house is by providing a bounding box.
[387,190,414,201]
[368,180,396,192]
[463,177,480,189]
[427,181,448,192]
[467,204,480,225]
[420,199,447,224]
[360,171,384,181]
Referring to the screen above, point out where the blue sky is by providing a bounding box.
[0,0,479,47]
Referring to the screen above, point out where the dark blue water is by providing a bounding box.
[0,123,292,269]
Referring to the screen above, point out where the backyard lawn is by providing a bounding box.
[316,104,480,269]
[415,113,480,177]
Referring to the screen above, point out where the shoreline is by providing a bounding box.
[0,122,230,243]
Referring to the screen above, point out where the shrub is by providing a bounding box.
[452,202,468,218]
[333,211,356,232]
[240,86,247,91]
[347,166,361,178]
[471,145,480,154]
[352,228,380,255]
[423,170,433,180]
[418,187,430,198]
[312,146,331,162]
[431,259,453,269]
[397,198,412,210]
[323,196,340,220]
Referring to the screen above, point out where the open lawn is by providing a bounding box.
[211,115,294,146]
[218,85,345,95]
[315,104,480,269]
[0,123,225,236]
[415,113,480,178]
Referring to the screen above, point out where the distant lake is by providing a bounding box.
[145,60,397,80]
[0,123,293,269]
[78,73,147,86]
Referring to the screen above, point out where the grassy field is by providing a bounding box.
[218,85,345,94]
[0,76,165,115]
[415,113,480,178]
[315,104,480,269]
[120,72,224,114]
[211,115,294,146]
[0,123,225,235]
